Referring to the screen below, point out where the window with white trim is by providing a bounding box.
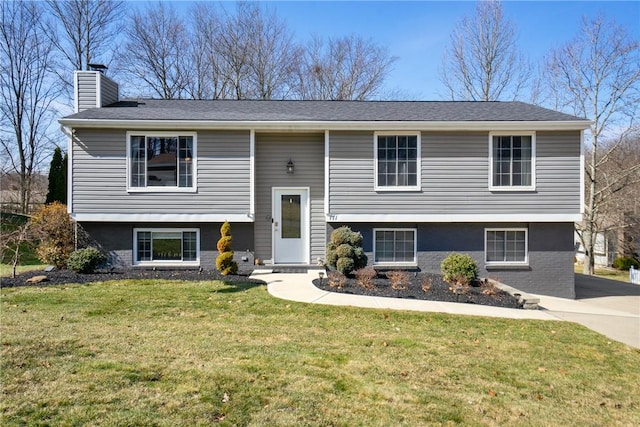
[128,133,196,190]
[375,133,420,190]
[485,228,528,264]
[134,228,199,265]
[373,228,417,265]
[489,133,534,190]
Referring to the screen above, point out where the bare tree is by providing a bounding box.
[243,3,299,99]
[295,35,396,100]
[585,129,640,261]
[439,0,530,101]
[0,1,60,214]
[45,0,124,82]
[121,2,190,99]
[0,213,33,278]
[215,2,255,99]
[187,3,228,100]
[545,15,640,274]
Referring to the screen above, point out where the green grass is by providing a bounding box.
[574,264,630,282]
[0,263,47,278]
[2,279,639,426]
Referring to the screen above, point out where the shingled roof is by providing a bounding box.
[63,99,587,123]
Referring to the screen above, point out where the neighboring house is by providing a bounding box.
[60,71,590,298]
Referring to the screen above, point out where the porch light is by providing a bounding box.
[286,159,294,174]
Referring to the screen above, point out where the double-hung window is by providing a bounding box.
[134,228,199,265]
[373,228,417,265]
[128,132,196,191]
[485,228,528,265]
[375,132,420,190]
[489,133,535,190]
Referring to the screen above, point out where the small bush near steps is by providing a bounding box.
[67,247,106,274]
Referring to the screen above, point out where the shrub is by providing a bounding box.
[481,280,498,296]
[336,243,354,259]
[355,267,377,289]
[29,202,75,268]
[387,270,410,292]
[326,226,367,275]
[441,253,478,286]
[215,221,238,275]
[327,271,346,289]
[336,257,355,275]
[612,256,640,271]
[67,247,106,273]
[420,276,433,293]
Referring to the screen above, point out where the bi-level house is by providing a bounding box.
[60,71,590,298]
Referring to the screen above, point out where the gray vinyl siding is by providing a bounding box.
[329,130,581,215]
[71,129,251,215]
[254,133,325,263]
[99,74,119,106]
[76,72,97,111]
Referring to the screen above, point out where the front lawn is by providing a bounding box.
[2,280,639,426]
[574,264,631,283]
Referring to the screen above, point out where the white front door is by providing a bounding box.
[273,188,309,264]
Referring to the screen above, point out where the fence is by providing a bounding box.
[631,266,640,285]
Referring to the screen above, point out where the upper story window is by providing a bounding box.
[375,132,421,191]
[489,133,535,191]
[127,132,196,191]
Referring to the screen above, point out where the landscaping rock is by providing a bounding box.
[26,275,48,284]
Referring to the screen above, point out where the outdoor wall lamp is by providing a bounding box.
[286,159,294,174]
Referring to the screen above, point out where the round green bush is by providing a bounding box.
[67,247,106,274]
[348,231,363,247]
[336,257,355,275]
[336,243,354,259]
[326,226,367,276]
[441,253,478,285]
[353,247,367,270]
[330,226,353,246]
[612,256,640,271]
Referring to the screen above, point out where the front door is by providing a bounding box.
[273,188,309,264]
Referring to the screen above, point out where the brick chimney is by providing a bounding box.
[73,66,119,112]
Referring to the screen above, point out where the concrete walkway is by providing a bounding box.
[250,269,640,349]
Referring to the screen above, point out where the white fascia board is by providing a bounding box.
[58,119,592,132]
[72,213,255,222]
[328,213,583,223]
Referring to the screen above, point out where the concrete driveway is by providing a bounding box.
[537,274,640,348]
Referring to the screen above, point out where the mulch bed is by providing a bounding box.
[2,268,521,309]
[313,272,522,309]
[0,268,265,288]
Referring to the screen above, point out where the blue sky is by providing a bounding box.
[136,1,640,99]
[264,1,640,99]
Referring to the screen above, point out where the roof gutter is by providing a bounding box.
[58,118,592,132]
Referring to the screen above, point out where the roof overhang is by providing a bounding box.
[58,118,592,132]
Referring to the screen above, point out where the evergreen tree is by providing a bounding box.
[45,147,66,204]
